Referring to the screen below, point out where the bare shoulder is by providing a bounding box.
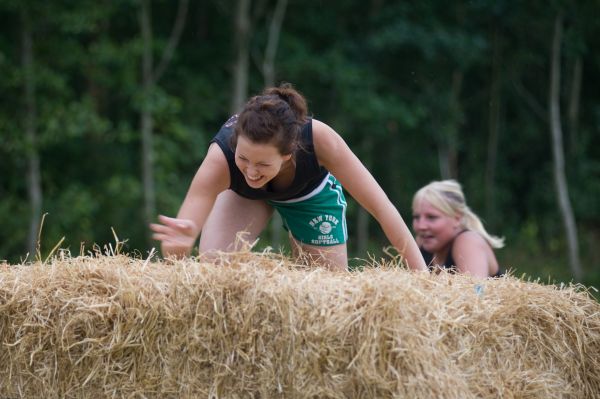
[454,231,489,251]
[311,119,347,166]
[453,230,499,277]
[192,142,230,192]
[204,142,229,168]
[312,118,338,143]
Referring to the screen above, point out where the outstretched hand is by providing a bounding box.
[150,215,198,258]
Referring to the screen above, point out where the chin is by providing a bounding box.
[420,241,438,253]
[245,178,265,188]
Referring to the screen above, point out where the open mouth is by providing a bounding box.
[420,234,435,241]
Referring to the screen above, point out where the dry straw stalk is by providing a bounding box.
[1,251,599,398]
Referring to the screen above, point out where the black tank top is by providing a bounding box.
[420,230,504,277]
[210,115,329,201]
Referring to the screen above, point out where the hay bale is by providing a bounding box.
[0,252,598,398]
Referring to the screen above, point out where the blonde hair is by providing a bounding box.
[412,180,505,249]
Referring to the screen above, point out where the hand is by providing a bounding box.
[150,215,198,258]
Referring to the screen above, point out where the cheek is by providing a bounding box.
[439,222,457,236]
[427,220,446,235]
[412,218,423,230]
[234,159,246,172]
[266,163,282,176]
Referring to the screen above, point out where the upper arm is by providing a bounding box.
[312,120,391,218]
[176,143,230,232]
[452,232,490,278]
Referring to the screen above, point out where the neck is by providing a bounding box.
[278,157,295,175]
[433,229,463,264]
[269,158,296,192]
[433,245,451,265]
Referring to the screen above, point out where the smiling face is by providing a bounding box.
[412,199,462,254]
[234,134,292,189]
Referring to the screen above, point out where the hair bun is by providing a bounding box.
[262,82,308,123]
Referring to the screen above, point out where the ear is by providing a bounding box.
[282,153,292,162]
[453,213,463,229]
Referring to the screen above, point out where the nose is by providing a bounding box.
[246,165,259,176]
[413,216,425,231]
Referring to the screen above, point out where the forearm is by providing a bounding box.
[404,240,428,271]
[166,190,217,258]
[154,143,228,260]
[379,208,427,271]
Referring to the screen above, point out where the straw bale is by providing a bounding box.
[0,251,599,398]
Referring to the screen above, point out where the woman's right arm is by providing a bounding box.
[150,143,230,258]
[312,120,427,271]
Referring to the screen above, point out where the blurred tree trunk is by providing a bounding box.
[485,27,502,226]
[262,0,287,87]
[438,70,462,180]
[139,0,188,243]
[21,7,42,257]
[261,0,288,249]
[231,0,252,114]
[140,0,155,243]
[567,56,582,156]
[549,13,582,281]
[356,137,373,256]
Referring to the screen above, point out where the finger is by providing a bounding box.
[151,232,171,242]
[149,224,181,238]
[158,215,194,232]
[157,215,179,226]
[149,223,166,233]
[152,233,186,244]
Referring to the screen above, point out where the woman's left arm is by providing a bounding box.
[313,120,427,271]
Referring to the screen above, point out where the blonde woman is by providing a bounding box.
[412,180,504,278]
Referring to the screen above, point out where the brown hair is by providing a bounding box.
[233,82,308,155]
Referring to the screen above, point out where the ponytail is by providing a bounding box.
[263,82,308,124]
[461,207,505,249]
